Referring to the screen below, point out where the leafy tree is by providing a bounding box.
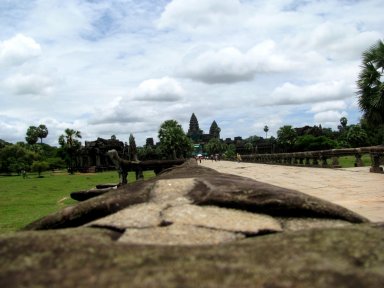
[205,138,225,155]
[0,139,11,149]
[360,118,384,145]
[58,128,82,174]
[321,127,336,139]
[244,142,253,153]
[357,40,384,126]
[223,144,236,160]
[137,145,160,160]
[37,124,48,144]
[25,126,39,145]
[339,117,348,130]
[244,135,262,147]
[155,146,164,159]
[263,125,269,138]
[277,125,297,151]
[31,161,49,177]
[294,135,337,151]
[0,144,38,173]
[346,125,369,148]
[158,120,192,159]
[45,157,66,170]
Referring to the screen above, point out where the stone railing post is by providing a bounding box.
[332,156,341,168]
[354,150,364,167]
[320,152,329,168]
[370,153,383,173]
[293,153,299,165]
[304,153,311,166]
[312,153,319,166]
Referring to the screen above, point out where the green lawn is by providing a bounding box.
[337,154,372,168]
[0,170,155,234]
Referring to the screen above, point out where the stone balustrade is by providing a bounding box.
[241,146,384,173]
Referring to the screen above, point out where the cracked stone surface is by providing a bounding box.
[163,204,282,235]
[85,177,282,244]
[149,178,194,207]
[278,217,353,232]
[118,224,245,245]
[87,203,163,229]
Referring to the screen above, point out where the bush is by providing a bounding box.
[45,157,66,170]
[294,135,337,151]
[223,144,236,160]
[346,125,369,147]
[31,161,49,177]
[0,144,38,173]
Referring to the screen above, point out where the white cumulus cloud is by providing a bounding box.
[179,41,295,84]
[0,34,41,66]
[309,101,347,113]
[314,110,348,126]
[157,0,241,32]
[133,77,184,102]
[3,73,53,95]
[271,81,352,105]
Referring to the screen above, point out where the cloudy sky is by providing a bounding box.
[0,0,383,146]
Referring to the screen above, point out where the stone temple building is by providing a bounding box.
[187,113,221,143]
[187,113,221,155]
[77,137,128,172]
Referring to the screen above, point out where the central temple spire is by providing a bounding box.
[187,113,203,142]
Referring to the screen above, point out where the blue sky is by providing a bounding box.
[0,0,383,146]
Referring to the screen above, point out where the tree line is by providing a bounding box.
[0,127,81,175]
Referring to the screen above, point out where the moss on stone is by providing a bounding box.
[1,225,383,287]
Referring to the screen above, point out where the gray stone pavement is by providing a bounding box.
[200,160,384,222]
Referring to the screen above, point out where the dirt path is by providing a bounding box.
[200,160,384,222]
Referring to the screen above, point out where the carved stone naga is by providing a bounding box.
[106,149,141,184]
[107,149,185,185]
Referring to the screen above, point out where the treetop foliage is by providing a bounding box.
[357,39,384,126]
[158,120,192,159]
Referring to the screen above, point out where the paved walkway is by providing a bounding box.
[200,160,384,222]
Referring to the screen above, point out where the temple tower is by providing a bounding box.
[209,120,221,139]
[187,113,203,142]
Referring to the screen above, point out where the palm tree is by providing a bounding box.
[37,124,48,144]
[59,128,81,147]
[357,40,384,126]
[264,125,269,138]
[58,128,82,174]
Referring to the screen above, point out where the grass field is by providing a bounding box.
[337,154,372,168]
[0,170,155,234]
